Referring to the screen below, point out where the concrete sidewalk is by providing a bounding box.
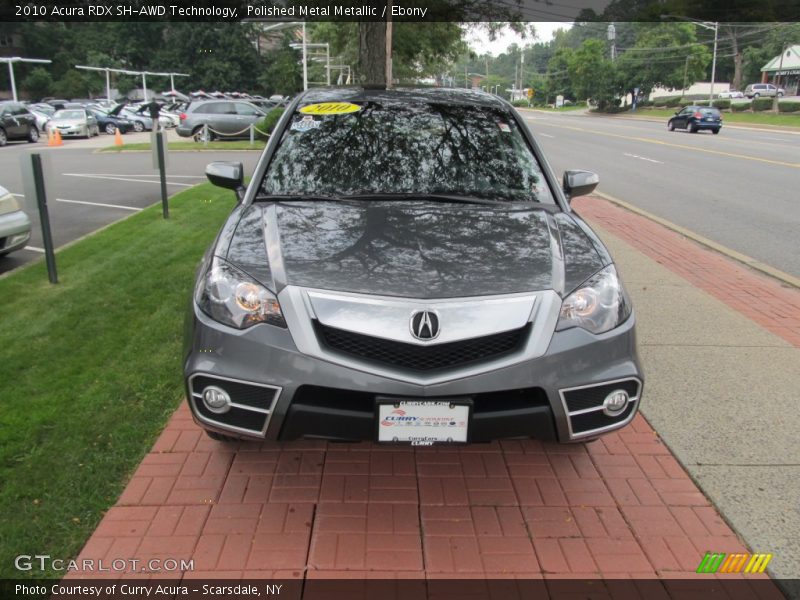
[70,196,798,595]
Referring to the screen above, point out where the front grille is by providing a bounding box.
[315,322,529,371]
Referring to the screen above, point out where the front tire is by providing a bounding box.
[712,128,720,135]
[753,92,760,99]
[667,120,675,131]
[133,121,145,133]
[777,91,784,97]
[688,123,697,133]
[192,126,213,143]
[0,128,7,147]
[27,126,39,143]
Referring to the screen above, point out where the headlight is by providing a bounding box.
[557,265,631,335]
[195,257,286,329]
[0,192,21,216]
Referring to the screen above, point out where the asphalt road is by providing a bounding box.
[3,115,799,280]
[0,133,260,275]
[521,110,800,279]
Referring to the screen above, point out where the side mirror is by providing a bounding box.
[562,170,599,201]
[674,110,680,115]
[206,161,245,201]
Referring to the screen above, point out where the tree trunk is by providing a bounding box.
[358,21,387,87]
[726,26,743,91]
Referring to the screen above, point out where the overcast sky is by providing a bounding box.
[465,23,571,56]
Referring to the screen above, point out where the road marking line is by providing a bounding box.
[623,152,663,164]
[538,133,555,138]
[537,121,800,168]
[24,246,45,253]
[11,193,24,197]
[55,198,143,212]
[593,190,800,289]
[64,173,204,178]
[63,173,194,187]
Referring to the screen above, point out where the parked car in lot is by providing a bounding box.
[717,89,744,99]
[668,105,722,134]
[0,101,40,146]
[88,107,134,135]
[0,184,31,256]
[109,105,152,132]
[744,83,785,98]
[176,99,265,141]
[46,109,100,138]
[184,88,643,444]
[29,109,51,133]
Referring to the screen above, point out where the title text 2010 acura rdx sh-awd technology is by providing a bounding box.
[184,88,643,445]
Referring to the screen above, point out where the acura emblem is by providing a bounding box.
[410,310,440,340]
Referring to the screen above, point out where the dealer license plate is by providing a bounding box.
[377,400,470,445]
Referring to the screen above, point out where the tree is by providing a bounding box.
[257,34,303,96]
[616,23,710,96]
[21,68,53,101]
[567,39,618,108]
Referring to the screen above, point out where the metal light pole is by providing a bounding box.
[1,57,52,101]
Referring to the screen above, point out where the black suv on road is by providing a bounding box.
[0,101,40,146]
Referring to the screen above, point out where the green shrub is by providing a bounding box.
[254,107,285,140]
[511,99,530,107]
[712,99,730,110]
[653,97,668,107]
[778,101,800,113]
[731,102,750,112]
[664,96,683,107]
[751,97,773,111]
[695,100,710,106]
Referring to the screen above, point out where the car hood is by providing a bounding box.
[52,118,86,126]
[223,201,608,299]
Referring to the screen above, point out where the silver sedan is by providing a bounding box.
[46,109,100,138]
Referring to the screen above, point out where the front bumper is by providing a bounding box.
[183,297,643,444]
[0,210,32,255]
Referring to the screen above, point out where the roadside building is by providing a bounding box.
[761,44,800,95]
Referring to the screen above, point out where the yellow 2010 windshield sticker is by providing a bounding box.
[299,102,362,116]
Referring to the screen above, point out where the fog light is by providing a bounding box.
[202,386,231,414]
[602,389,629,416]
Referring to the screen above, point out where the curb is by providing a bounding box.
[593,190,800,289]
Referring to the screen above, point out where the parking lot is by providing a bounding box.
[0,130,259,275]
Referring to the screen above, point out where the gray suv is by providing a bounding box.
[176,100,265,141]
[744,83,785,98]
[184,88,643,445]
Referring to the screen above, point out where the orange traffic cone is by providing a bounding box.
[47,128,56,146]
[53,129,63,146]
[114,128,123,146]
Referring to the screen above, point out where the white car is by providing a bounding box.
[718,90,744,99]
[0,185,31,256]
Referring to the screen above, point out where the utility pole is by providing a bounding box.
[682,56,691,99]
[607,24,616,62]
[773,42,788,110]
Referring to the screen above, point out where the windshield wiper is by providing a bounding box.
[341,192,500,205]
[255,194,345,203]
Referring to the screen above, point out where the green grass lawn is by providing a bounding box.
[626,107,800,128]
[100,140,265,152]
[0,184,235,578]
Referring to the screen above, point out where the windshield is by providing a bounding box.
[54,110,85,120]
[260,100,555,203]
